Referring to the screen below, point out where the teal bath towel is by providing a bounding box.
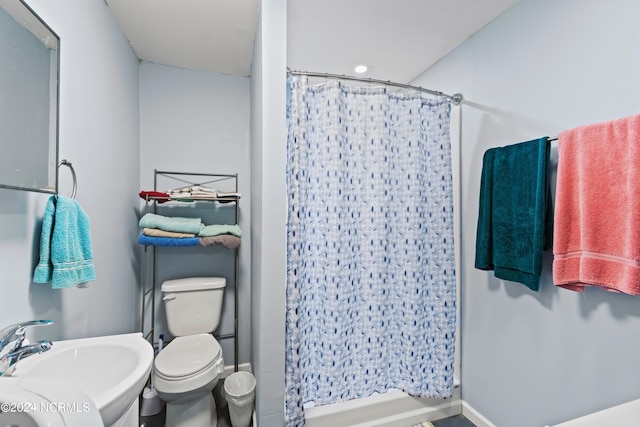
[139,213,204,234]
[33,196,97,288]
[474,137,553,291]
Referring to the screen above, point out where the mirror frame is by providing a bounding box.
[0,0,59,194]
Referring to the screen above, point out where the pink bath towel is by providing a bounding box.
[553,113,640,294]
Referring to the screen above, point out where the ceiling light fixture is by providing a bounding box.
[354,64,368,74]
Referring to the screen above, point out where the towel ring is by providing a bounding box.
[57,159,77,199]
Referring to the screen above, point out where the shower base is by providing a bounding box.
[304,386,462,427]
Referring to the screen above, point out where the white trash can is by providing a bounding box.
[224,371,256,427]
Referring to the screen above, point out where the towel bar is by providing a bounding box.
[57,159,77,199]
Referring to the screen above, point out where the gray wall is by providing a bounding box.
[412,0,640,426]
[0,0,140,340]
[0,0,274,422]
[138,61,252,367]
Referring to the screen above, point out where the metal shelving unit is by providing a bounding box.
[140,170,240,371]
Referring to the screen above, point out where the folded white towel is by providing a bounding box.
[168,185,217,195]
[191,185,217,194]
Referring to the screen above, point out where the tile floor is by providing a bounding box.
[214,380,233,427]
[139,379,242,427]
[140,385,468,427]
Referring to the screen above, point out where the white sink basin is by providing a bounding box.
[0,376,104,426]
[6,332,154,426]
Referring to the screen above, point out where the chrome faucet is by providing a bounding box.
[0,320,54,376]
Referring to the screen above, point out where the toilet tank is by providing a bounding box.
[161,277,226,337]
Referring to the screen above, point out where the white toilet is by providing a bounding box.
[153,277,226,427]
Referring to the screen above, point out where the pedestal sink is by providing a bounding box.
[2,332,154,427]
[0,376,104,426]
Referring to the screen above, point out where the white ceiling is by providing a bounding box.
[288,0,520,83]
[105,0,519,83]
[105,0,261,76]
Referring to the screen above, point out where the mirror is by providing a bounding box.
[0,0,58,194]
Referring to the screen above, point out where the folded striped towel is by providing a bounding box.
[143,228,196,238]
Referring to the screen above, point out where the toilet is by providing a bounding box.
[152,277,226,427]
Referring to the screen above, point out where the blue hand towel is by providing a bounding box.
[137,233,200,247]
[139,213,204,234]
[474,137,553,291]
[33,196,97,288]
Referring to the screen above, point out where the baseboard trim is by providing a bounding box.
[461,401,496,427]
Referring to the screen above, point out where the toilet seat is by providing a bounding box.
[155,334,222,380]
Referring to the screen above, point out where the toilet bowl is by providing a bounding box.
[154,334,224,427]
[152,277,226,427]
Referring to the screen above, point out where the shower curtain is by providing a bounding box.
[285,75,457,426]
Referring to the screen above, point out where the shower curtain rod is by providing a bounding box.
[287,69,464,106]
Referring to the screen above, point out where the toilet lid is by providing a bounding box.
[155,334,221,378]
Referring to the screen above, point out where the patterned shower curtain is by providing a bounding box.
[285,76,457,426]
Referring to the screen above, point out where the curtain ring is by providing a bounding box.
[57,159,77,199]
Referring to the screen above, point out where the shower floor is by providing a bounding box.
[433,415,477,427]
